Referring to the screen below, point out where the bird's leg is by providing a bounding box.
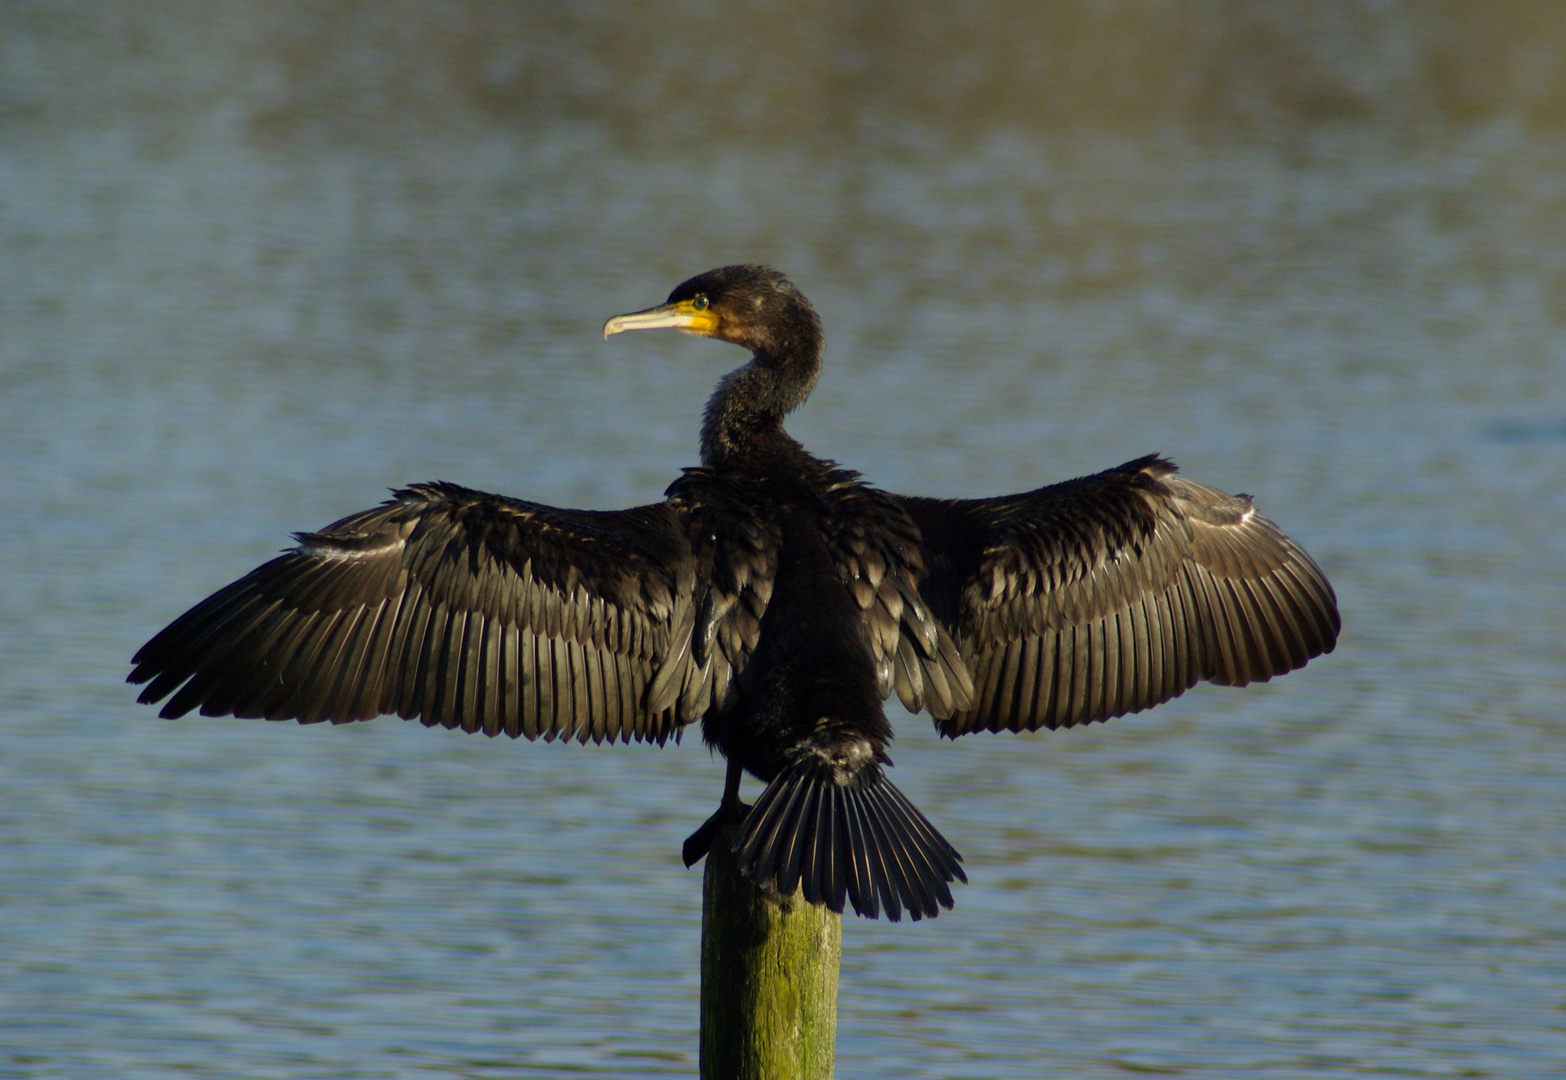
[682,757,751,867]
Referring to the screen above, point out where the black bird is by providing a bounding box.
[130,265,1339,922]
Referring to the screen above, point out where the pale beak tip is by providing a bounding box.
[600,306,691,339]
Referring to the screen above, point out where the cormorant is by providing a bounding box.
[130,265,1340,922]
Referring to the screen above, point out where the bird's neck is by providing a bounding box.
[700,347,821,469]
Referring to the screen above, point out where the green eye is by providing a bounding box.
[692,294,709,311]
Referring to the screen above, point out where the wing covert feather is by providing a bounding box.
[819,470,974,718]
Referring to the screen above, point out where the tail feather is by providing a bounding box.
[840,788,880,918]
[878,780,959,912]
[736,762,965,921]
[867,782,936,917]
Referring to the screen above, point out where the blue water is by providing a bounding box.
[4,6,1566,1077]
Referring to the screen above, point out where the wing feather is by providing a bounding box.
[525,630,548,739]
[338,598,393,721]
[816,470,973,719]
[392,583,433,719]
[130,484,702,746]
[896,456,1339,737]
[314,605,374,724]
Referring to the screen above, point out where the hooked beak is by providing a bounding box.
[603,299,720,340]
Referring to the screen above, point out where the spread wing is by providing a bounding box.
[129,482,706,744]
[895,455,1340,737]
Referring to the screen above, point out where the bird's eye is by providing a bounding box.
[692,294,710,311]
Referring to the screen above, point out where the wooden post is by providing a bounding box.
[700,823,841,1080]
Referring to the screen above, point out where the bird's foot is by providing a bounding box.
[682,798,752,868]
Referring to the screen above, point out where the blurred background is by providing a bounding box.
[3,2,1565,1076]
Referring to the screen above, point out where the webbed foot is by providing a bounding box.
[682,797,751,867]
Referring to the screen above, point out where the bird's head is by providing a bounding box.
[603,265,821,361]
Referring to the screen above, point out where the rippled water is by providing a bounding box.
[4,5,1566,1077]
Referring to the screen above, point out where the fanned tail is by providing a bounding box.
[734,761,965,921]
